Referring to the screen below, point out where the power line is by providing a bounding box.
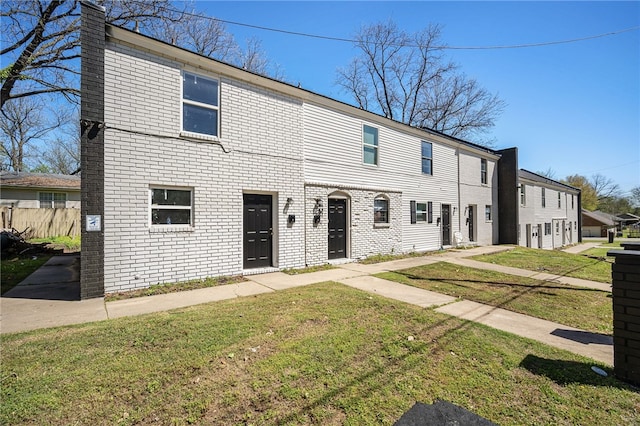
[211,18,640,50]
[156,4,639,50]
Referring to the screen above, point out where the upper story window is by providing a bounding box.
[520,185,526,206]
[39,192,66,208]
[150,187,193,226]
[182,72,219,137]
[374,197,389,224]
[421,141,432,175]
[363,125,378,165]
[571,195,574,209]
[542,188,546,208]
[480,159,487,184]
[558,192,561,208]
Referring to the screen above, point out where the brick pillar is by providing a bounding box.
[608,247,640,386]
[80,1,105,299]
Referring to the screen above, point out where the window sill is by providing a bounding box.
[149,225,195,233]
[180,131,220,143]
[374,223,390,229]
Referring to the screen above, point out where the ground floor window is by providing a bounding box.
[39,192,66,208]
[485,205,492,221]
[416,202,427,222]
[374,197,389,223]
[150,187,193,225]
[545,223,551,235]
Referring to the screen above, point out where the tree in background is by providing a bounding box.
[37,111,80,174]
[563,174,598,211]
[0,97,65,171]
[631,186,640,208]
[562,173,634,215]
[336,21,505,142]
[1,0,280,173]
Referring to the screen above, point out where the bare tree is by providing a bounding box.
[0,97,64,171]
[563,174,598,211]
[147,8,237,61]
[590,173,621,202]
[1,0,186,111]
[336,21,505,141]
[536,168,557,179]
[39,111,80,174]
[631,186,640,207]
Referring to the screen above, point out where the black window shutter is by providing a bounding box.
[410,200,416,224]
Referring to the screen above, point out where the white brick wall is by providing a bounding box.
[304,184,402,265]
[103,42,305,293]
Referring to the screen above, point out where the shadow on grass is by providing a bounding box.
[519,354,635,390]
[396,271,608,294]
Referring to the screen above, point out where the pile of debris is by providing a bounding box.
[0,228,62,259]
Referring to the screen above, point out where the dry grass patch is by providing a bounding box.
[104,275,246,301]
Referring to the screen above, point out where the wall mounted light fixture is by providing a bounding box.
[313,198,323,224]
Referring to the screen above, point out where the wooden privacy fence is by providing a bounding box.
[0,207,80,238]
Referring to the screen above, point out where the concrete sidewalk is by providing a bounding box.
[0,244,614,365]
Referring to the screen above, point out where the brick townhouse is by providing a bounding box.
[79,2,580,298]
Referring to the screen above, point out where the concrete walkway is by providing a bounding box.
[0,243,613,365]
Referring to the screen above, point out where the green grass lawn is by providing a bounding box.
[2,282,637,425]
[29,235,81,252]
[378,262,612,334]
[471,247,613,283]
[1,254,52,295]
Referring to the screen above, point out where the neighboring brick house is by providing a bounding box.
[79,3,578,298]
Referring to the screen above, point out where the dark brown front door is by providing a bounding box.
[468,205,474,242]
[328,199,347,259]
[243,194,272,268]
[442,204,451,246]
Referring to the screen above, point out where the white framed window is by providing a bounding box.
[150,187,193,226]
[374,196,389,224]
[545,223,551,235]
[182,71,219,137]
[363,125,378,165]
[571,195,574,209]
[39,192,66,208]
[520,185,526,206]
[481,159,487,184]
[485,205,492,221]
[542,188,546,208]
[558,192,561,208]
[555,222,560,234]
[416,202,427,222]
[421,141,432,175]
[427,201,433,223]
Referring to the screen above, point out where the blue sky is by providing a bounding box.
[195,1,639,195]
